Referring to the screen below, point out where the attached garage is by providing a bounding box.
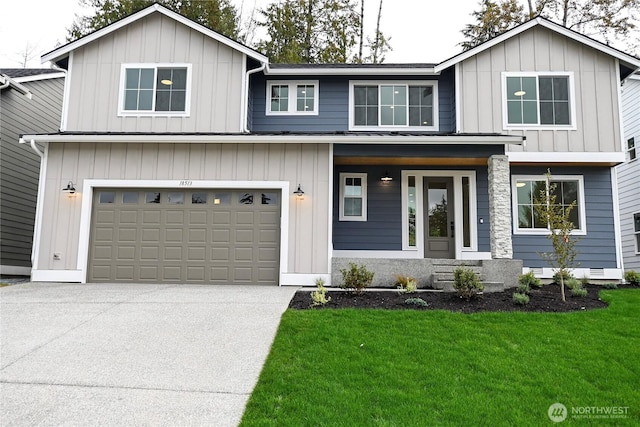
[88,188,281,284]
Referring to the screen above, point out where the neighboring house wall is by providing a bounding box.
[458,26,622,154]
[34,142,330,279]
[64,12,245,133]
[0,74,64,274]
[618,75,640,271]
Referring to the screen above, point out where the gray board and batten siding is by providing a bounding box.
[0,74,64,271]
[250,67,456,133]
[617,75,640,270]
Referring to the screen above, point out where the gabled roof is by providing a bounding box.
[0,68,64,79]
[42,3,268,66]
[435,16,640,74]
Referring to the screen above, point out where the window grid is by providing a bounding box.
[628,137,637,161]
[267,81,318,115]
[121,65,189,114]
[270,85,289,112]
[353,83,435,128]
[505,74,572,127]
[339,173,367,221]
[296,85,315,112]
[634,212,640,254]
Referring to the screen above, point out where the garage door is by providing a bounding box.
[88,189,281,284]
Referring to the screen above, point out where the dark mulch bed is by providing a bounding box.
[289,283,635,313]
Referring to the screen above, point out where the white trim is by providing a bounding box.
[435,17,640,73]
[42,4,268,65]
[76,179,290,284]
[455,63,462,133]
[328,144,335,271]
[501,72,576,130]
[401,170,478,259]
[348,80,439,131]
[265,66,438,76]
[240,54,247,132]
[616,60,627,155]
[265,80,319,115]
[20,133,526,145]
[117,63,192,117]
[31,270,83,282]
[507,151,625,164]
[610,168,624,270]
[338,173,367,221]
[60,51,72,131]
[280,273,330,286]
[0,265,32,276]
[13,72,66,83]
[522,267,623,280]
[633,210,640,255]
[511,174,587,236]
[31,143,49,269]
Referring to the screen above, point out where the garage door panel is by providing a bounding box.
[89,189,280,284]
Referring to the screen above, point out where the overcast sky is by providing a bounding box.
[0,0,487,67]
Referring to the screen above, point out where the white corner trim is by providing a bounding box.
[507,152,625,164]
[31,270,83,282]
[76,179,290,284]
[610,168,624,270]
[31,143,49,270]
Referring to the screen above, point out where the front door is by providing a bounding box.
[424,177,455,258]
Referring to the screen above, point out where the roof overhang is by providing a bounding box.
[507,151,625,166]
[41,4,268,66]
[13,72,66,83]
[0,74,33,99]
[265,65,438,76]
[435,17,640,74]
[19,133,525,145]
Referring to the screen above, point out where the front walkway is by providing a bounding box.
[0,283,296,426]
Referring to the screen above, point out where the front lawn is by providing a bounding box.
[241,289,640,426]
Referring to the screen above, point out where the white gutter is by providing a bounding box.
[19,138,44,157]
[264,67,439,76]
[0,74,33,99]
[18,139,46,269]
[242,61,267,132]
[19,133,526,145]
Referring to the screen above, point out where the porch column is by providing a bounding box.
[488,155,513,259]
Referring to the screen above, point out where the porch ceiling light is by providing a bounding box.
[62,181,76,194]
[381,171,393,182]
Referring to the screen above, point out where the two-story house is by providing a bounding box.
[20,4,639,287]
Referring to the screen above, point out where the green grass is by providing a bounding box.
[241,289,640,426]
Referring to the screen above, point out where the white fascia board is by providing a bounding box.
[42,4,268,65]
[265,66,438,76]
[507,151,625,164]
[20,134,525,145]
[435,18,640,73]
[13,72,66,83]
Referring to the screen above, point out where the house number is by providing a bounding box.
[179,180,193,186]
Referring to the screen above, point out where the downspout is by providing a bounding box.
[242,61,268,133]
[19,138,45,270]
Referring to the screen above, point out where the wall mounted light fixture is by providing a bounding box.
[293,184,305,198]
[62,181,76,194]
[380,171,393,182]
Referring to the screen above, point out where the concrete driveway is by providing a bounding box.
[0,283,297,426]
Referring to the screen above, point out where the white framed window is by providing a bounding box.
[118,64,191,116]
[634,212,640,254]
[266,81,319,115]
[349,81,438,131]
[339,173,367,221]
[502,72,576,130]
[512,175,586,235]
[627,137,637,162]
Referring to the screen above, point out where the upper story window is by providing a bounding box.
[512,175,586,235]
[502,72,575,130]
[627,137,636,161]
[118,64,191,116]
[266,81,319,115]
[349,81,438,131]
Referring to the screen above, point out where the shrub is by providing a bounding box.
[517,283,530,295]
[580,275,590,286]
[571,287,588,297]
[553,270,574,285]
[395,274,417,294]
[565,277,581,290]
[340,263,374,295]
[405,297,429,307]
[310,278,331,307]
[624,270,640,286]
[453,266,484,300]
[603,283,618,289]
[512,292,530,305]
[519,271,541,289]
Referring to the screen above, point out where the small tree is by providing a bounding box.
[534,170,580,302]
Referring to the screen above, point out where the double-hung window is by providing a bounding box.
[119,64,191,115]
[634,212,640,254]
[503,72,574,129]
[512,175,586,235]
[627,137,637,161]
[266,81,319,115]
[350,81,438,130]
[339,173,367,221]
